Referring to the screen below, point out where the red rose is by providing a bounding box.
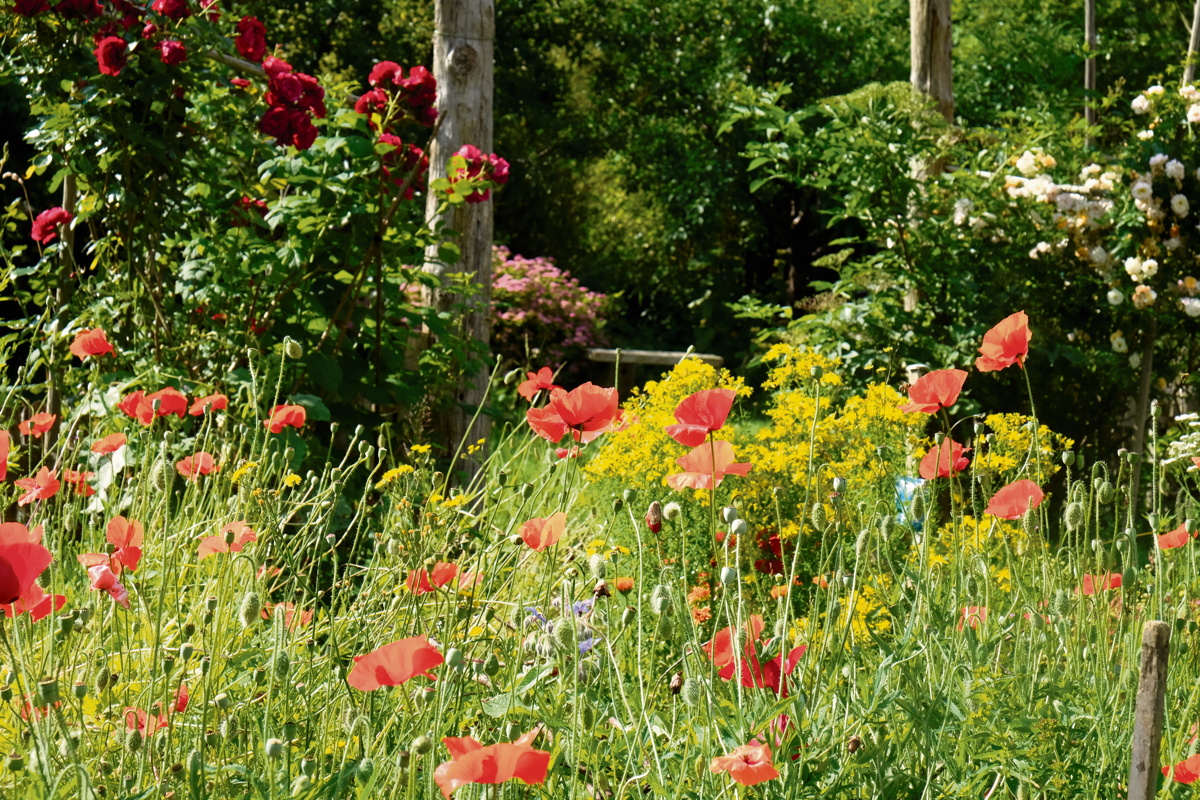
[141,21,158,37]
[199,0,217,21]
[94,36,128,76]
[230,77,251,89]
[296,73,325,117]
[158,40,186,65]
[31,207,73,244]
[354,87,387,116]
[150,0,189,19]
[291,113,318,150]
[262,56,292,77]
[267,72,303,105]
[234,16,266,62]
[368,61,402,87]
[259,106,292,142]
[13,0,50,16]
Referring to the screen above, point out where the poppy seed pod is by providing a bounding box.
[612,497,623,513]
[810,365,824,379]
[521,483,535,499]
[38,679,59,705]
[73,682,87,700]
[623,488,638,504]
[645,501,663,533]
[1061,451,1075,466]
[445,647,463,668]
[264,738,284,759]
[730,519,747,538]
[411,735,433,755]
[238,592,261,629]
[719,566,737,585]
[722,506,739,524]
[1065,502,1085,531]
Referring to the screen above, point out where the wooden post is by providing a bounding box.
[909,0,954,123]
[1185,0,1200,86]
[422,0,496,467]
[1084,0,1096,147]
[1128,620,1171,800]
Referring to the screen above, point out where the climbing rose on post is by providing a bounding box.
[31,207,73,243]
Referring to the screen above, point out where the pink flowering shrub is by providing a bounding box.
[491,246,608,367]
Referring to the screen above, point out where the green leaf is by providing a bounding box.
[289,393,331,421]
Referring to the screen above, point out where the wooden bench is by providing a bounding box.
[587,348,724,394]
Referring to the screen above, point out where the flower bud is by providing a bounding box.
[93,664,111,693]
[264,738,284,759]
[588,553,607,579]
[1061,451,1075,466]
[655,614,673,638]
[283,337,303,359]
[621,606,636,627]
[910,491,926,520]
[810,365,824,379]
[411,735,433,755]
[125,728,143,753]
[292,776,312,796]
[503,368,522,385]
[681,677,703,707]
[238,592,261,629]
[722,506,739,524]
[811,502,829,530]
[445,647,463,668]
[357,758,375,782]
[649,585,672,616]
[180,642,194,661]
[273,652,290,682]
[880,515,896,540]
[1065,502,1085,531]
[832,476,848,494]
[187,749,203,775]
[1097,482,1115,505]
[552,618,576,652]
[301,757,318,777]
[645,501,663,533]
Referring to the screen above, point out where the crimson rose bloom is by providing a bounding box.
[158,40,186,65]
[14,0,50,15]
[234,15,266,61]
[150,0,189,19]
[94,36,128,76]
[31,207,73,243]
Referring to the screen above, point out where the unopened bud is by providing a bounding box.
[645,501,663,533]
[811,502,829,530]
[621,606,636,627]
[588,554,607,579]
[238,592,261,629]
[283,338,303,359]
[1061,451,1075,466]
[503,368,522,385]
[649,585,671,616]
[125,728,143,753]
[832,476,848,494]
[1065,502,1085,531]
[1097,482,1115,505]
[411,735,433,755]
[681,677,703,707]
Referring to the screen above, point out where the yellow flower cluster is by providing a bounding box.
[971,413,1072,485]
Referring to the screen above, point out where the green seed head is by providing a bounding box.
[238,592,261,629]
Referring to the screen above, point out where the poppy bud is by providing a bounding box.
[503,368,522,385]
[187,749,203,775]
[1148,513,1162,531]
[649,584,671,616]
[722,506,739,524]
[126,728,143,753]
[880,515,896,540]
[273,652,290,681]
[655,614,673,639]
[283,337,303,359]
[811,502,829,530]
[220,717,238,741]
[833,476,848,494]
[238,592,261,629]
[681,677,703,707]
[663,502,682,521]
[645,501,663,533]
[150,457,174,493]
[356,758,374,782]
[810,365,824,379]
[669,672,683,694]
[1065,502,1085,531]
[411,735,433,755]
[1097,482,1115,505]
[1050,590,1070,617]
[1061,451,1075,466]
[483,653,501,676]
[445,647,463,668]
[910,491,926,520]
[1122,567,1137,588]
[264,738,284,759]
[588,553,607,579]
[719,566,737,585]
[93,664,111,693]
[621,606,636,627]
[552,618,575,651]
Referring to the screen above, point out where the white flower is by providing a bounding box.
[1132,94,1151,114]
[1172,193,1190,217]
[1186,85,1200,101]
[1029,241,1051,259]
[1142,258,1159,278]
[1016,150,1039,177]
[1150,153,1169,173]
[1038,153,1057,169]
[1111,331,1129,353]
[1138,130,1155,141]
[1167,159,1186,181]
[1132,181,1154,202]
[1080,163,1101,178]
[1166,237,1182,251]
[1125,256,1144,280]
[1184,298,1200,317]
[1147,85,1165,96]
[1089,245,1108,265]
[1107,288,1124,305]
[1132,285,1158,309]
[1190,105,1200,124]
[952,197,974,226]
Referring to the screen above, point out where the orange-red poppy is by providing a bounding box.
[666,440,752,490]
[899,369,968,413]
[62,469,96,497]
[18,413,56,439]
[433,729,551,799]
[86,564,130,609]
[119,388,188,426]
[0,524,61,621]
[0,430,9,481]
[264,404,306,433]
[198,521,256,558]
[346,635,444,691]
[176,451,218,479]
[665,388,737,447]
[91,433,127,454]
[526,383,619,444]
[709,740,780,786]
[918,439,970,480]
[703,615,806,696]
[517,367,562,401]
[984,479,1044,519]
[189,393,228,416]
[260,602,314,629]
[406,561,459,594]
[1158,523,1196,550]
[1164,753,1200,784]
[15,467,60,506]
[70,328,115,360]
[554,446,580,459]
[520,512,566,551]
[958,606,988,630]
[615,577,635,593]
[974,311,1031,372]
[1077,573,1122,595]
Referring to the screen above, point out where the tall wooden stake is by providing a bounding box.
[909,0,954,123]
[1128,620,1170,800]
[1084,0,1096,147]
[1186,0,1200,85]
[422,0,496,470]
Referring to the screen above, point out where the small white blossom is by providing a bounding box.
[1107,288,1124,305]
[1147,85,1165,96]
[1080,164,1101,179]
[1132,180,1154,202]
[1166,237,1182,251]
[1138,130,1155,141]
[1089,245,1108,265]
[1172,193,1190,217]
[952,197,974,226]
[1142,258,1159,278]
[1189,105,1200,124]
[1132,94,1151,114]
[1129,352,1142,369]
[1184,85,1200,101]
[1110,331,1128,353]
[1015,150,1039,177]
[1184,298,1200,317]
[1167,159,1186,181]
[1125,256,1144,280]
[1132,285,1158,309]
[1150,153,1169,173]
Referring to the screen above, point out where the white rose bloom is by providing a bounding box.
[1132,94,1151,114]
[1089,245,1108,265]
[1147,85,1165,96]
[952,197,974,226]
[1166,237,1182,251]
[1167,159,1186,181]
[1190,105,1200,124]
[1138,130,1155,141]
[1107,288,1124,305]
[1184,85,1200,101]
[1142,258,1159,278]
[1111,333,1129,353]
[1132,181,1154,202]
[1150,153,1168,172]
[1183,297,1200,317]
[1173,193,1190,217]
[1130,352,1142,369]
[1080,163,1101,178]
[1125,256,1144,280]
[1016,150,1039,176]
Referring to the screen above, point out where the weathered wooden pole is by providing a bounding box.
[422,0,496,466]
[1084,0,1096,147]
[1128,620,1171,800]
[1185,0,1200,85]
[909,0,953,123]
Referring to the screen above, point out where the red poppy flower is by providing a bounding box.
[0,538,53,611]
[15,467,60,506]
[958,606,988,630]
[92,433,127,454]
[346,635,444,691]
[1164,753,1200,784]
[406,561,459,594]
[703,615,806,696]
[108,516,144,573]
[63,469,96,497]
[70,328,115,360]
[189,393,228,416]
[87,564,130,609]
[1,583,66,622]
[434,729,551,799]
[260,602,314,629]
[710,740,780,787]
[0,431,9,482]
[198,521,256,558]
[121,388,188,426]
[554,446,580,459]
[899,369,968,413]
[124,707,170,737]
[1159,523,1197,550]
[984,479,1045,519]
[615,577,635,593]
[666,440,753,490]
[264,404,306,433]
[520,512,566,551]
[1078,573,1122,595]
[918,439,970,480]
[664,388,737,447]
[974,311,1031,372]
[117,390,147,422]
[517,367,562,401]
[525,383,618,444]
[176,451,218,479]
[18,413,56,439]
